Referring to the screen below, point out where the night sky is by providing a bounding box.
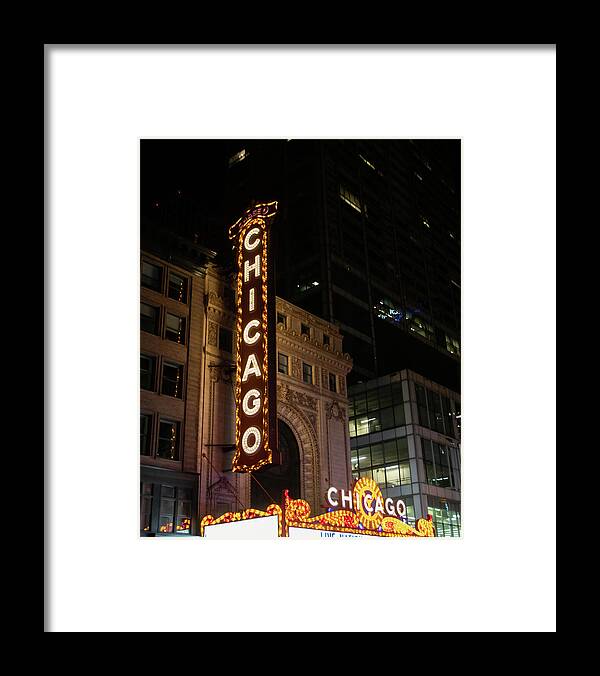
[140,138,460,227]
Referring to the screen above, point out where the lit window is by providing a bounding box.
[339,185,362,213]
[278,353,289,375]
[162,362,184,399]
[157,419,180,461]
[359,154,376,171]
[375,298,403,324]
[168,273,188,304]
[157,485,192,534]
[228,149,248,167]
[165,313,186,344]
[302,362,313,385]
[446,335,460,356]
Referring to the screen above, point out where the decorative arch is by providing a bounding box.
[277,401,321,510]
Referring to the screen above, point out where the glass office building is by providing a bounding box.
[348,369,461,537]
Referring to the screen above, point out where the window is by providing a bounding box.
[140,414,152,456]
[168,272,188,304]
[277,313,287,328]
[415,384,430,428]
[446,335,460,356]
[351,438,411,493]
[218,327,233,354]
[158,485,192,534]
[301,323,310,338]
[162,362,184,398]
[278,353,289,375]
[140,303,159,335]
[140,354,156,391]
[141,483,194,536]
[140,483,153,532]
[141,261,163,292]
[157,419,181,461]
[328,372,337,392]
[339,185,362,213]
[165,313,186,344]
[228,148,248,167]
[323,333,330,347]
[302,362,313,384]
[422,439,459,489]
[427,496,461,537]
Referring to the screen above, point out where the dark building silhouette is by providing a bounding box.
[141,139,460,391]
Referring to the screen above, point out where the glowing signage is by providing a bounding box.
[199,480,435,538]
[228,202,280,472]
[285,479,435,537]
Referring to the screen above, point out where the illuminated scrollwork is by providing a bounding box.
[200,504,283,537]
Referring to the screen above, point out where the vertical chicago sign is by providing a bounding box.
[228,201,280,472]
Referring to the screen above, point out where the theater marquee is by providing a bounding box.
[200,479,435,538]
[228,202,280,473]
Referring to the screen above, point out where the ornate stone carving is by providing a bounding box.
[322,369,328,388]
[292,390,317,411]
[291,356,301,379]
[277,382,290,402]
[327,401,346,422]
[276,382,317,412]
[208,321,218,346]
[339,377,346,396]
[306,411,318,432]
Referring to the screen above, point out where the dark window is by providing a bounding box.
[301,323,310,337]
[379,406,395,430]
[277,313,287,327]
[278,353,289,375]
[218,327,233,354]
[141,303,159,335]
[162,362,184,398]
[140,414,152,456]
[165,313,186,344]
[141,261,163,292]
[323,333,330,347]
[328,372,337,392]
[140,482,153,532]
[302,362,313,384]
[415,384,429,428]
[394,403,406,427]
[159,485,175,533]
[168,272,188,303]
[175,486,192,533]
[157,419,181,460]
[140,354,156,390]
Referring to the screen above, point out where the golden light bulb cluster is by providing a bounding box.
[200,504,283,537]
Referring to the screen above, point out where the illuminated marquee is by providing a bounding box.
[228,202,280,472]
[285,478,435,537]
[199,479,435,538]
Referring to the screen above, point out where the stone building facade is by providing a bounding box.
[141,252,354,535]
[199,264,354,520]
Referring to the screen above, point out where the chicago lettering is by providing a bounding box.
[326,486,407,518]
[240,226,263,455]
